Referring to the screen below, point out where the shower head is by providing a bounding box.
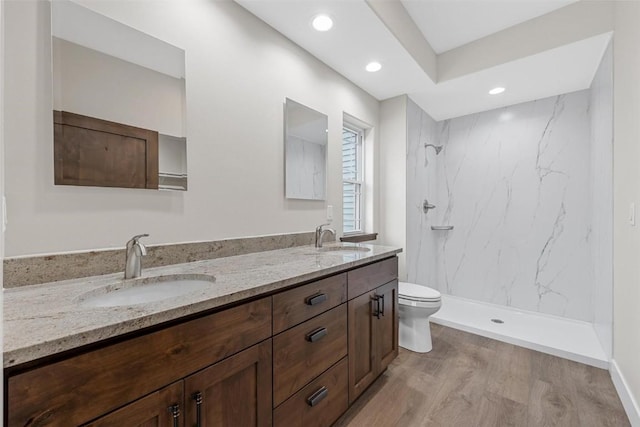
[425,143,443,155]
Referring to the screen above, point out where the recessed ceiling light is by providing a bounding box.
[489,87,505,95]
[312,14,333,32]
[366,62,382,72]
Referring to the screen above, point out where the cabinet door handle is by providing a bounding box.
[305,327,328,343]
[306,386,328,407]
[192,392,203,427]
[168,404,180,427]
[305,293,328,306]
[372,295,381,319]
[380,293,385,317]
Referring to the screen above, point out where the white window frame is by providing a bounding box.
[342,123,365,235]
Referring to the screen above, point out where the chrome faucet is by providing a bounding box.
[124,234,149,279]
[315,223,336,248]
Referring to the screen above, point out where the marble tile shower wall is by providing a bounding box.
[407,92,596,322]
[406,100,440,289]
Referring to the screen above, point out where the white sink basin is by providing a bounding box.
[78,274,215,308]
[316,245,371,253]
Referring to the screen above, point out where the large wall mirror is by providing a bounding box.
[284,98,328,200]
[51,0,187,191]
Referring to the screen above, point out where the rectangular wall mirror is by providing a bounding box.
[284,98,328,200]
[51,0,187,191]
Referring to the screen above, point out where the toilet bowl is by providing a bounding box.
[398,281,442,353]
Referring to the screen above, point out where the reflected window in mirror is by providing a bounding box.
[284,98,328,200]
[51,0,187,191]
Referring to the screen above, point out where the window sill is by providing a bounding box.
[340,232,378,243]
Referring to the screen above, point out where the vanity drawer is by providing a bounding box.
[273,273,347,334]
[347,257,398,299]
[274,357,349,427]
[7,297,272,427]
[273,304,348,407]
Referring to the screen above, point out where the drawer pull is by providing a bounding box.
[306,386,329,407]
[372,295,381,319]
[168,404,180,427]
[306,327,328,343]
[193,392,203,427]
[305,293,328,306]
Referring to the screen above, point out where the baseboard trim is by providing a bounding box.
[611,359,640,426]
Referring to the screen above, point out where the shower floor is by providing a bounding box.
[430,294,609,369]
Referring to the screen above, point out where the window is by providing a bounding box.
[342,124,364,234]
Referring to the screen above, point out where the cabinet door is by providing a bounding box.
[184,340,272,427]
[84,382,183,427]
[375,280,399,373]
[347,291,377,404]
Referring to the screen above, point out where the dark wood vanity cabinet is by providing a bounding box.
[347,260,399,404]
[5,256,399,427]
[7,298,272,427]
[272,273,349,427]
[272,256,398,426]
[83,340,272,427]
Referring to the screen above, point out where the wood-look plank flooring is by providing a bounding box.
[334,324,630,427]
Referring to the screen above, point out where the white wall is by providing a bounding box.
[3,0,380,256]
[379,95,407,279]
[589,41,614,359]
[612,1,640,423]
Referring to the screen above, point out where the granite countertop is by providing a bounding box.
[3,243,401,368]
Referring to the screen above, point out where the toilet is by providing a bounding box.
[398,281,442,353]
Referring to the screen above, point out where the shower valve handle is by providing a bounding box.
[423,200,436,213]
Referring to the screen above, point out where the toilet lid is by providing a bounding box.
[399,282,441,301]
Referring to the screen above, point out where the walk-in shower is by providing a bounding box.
[406,41,613,367]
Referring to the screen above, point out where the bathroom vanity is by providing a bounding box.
[3,244,400,426]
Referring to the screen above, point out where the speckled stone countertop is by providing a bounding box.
[3,243,401,368]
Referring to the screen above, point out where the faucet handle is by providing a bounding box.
[131,234,149,242]
[126,234,149,254]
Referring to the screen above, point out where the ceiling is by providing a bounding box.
[235,0,611,121]
[401,0,577,54]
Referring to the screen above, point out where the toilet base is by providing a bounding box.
[399,313,433,353]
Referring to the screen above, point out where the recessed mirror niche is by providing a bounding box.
[51,0,187,191]
[284,98,328,200]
